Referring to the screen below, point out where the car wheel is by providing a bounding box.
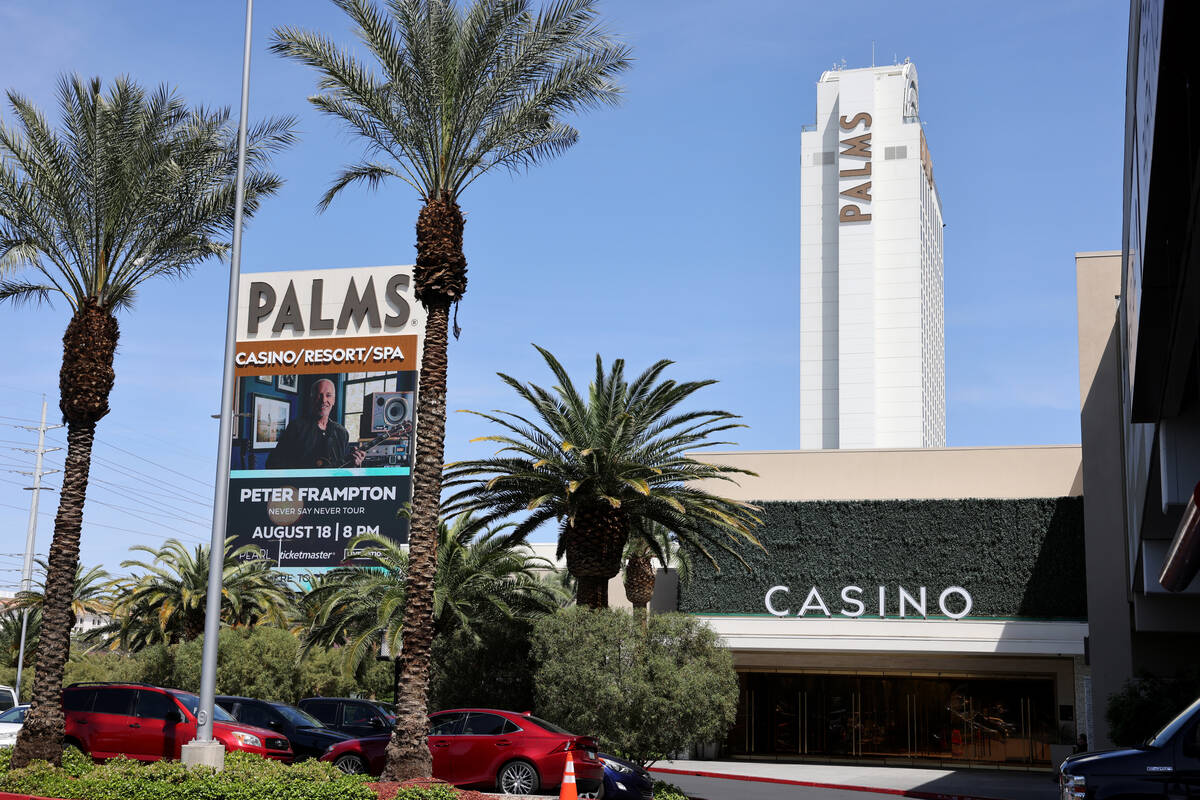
[497,759,540,795]
[333,754,368,775]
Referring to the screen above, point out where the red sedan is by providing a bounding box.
[320,708,603,795]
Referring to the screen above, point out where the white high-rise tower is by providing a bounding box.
[799,61,945,449]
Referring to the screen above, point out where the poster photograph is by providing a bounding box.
[225,265,424,572]
[251,395,290,449]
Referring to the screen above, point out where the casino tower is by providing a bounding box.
[799,61,945,449]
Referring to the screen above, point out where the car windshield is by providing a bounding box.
[171,691,235,722]
[1146,697,1200,748]
[522,715,571,735]
[0,706,26,724]
[272,703,324,728]
[375,702,398,719]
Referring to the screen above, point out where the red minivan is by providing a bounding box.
[62,682,292,761]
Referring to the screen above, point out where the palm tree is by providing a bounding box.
[443,346,763,608]
[270,0,630,778]
[0,75,293,766]
[622,519,668,622]
[100,538,291,650]
[14,561,112,625]
[300,514,559,681]
[0,607,39,671]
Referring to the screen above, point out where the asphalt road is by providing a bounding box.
[656,772,903,800]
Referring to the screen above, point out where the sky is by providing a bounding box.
[0,0,1128,578]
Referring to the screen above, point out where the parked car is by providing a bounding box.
[600,752,654,800]
[319,708,604,796]
[61,682,292,761]
[1058,696,1200,799]
[0,704,29,748]
[216,695,354,761]
[0,685,15,713]
[297,697,397,738]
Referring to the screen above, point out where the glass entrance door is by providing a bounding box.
[732,672,1055,766]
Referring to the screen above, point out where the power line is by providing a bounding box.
[3,449,215,515]
[0,477,209,538]
[0,500,207,544]
[35,444,212,504]
[45,433,211,489]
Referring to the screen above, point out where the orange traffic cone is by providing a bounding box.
[559,749,578,800]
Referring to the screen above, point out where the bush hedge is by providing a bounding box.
[531,609,738,766]
[0,750,380,800]
[679,497,1086,619]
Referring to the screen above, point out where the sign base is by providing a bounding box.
[181,740,225,771]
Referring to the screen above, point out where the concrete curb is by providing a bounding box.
[650,766,1015,800]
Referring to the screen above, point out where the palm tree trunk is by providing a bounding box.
[383,300,447,781]
[624,553,656,626]
[576,576,608,609]
[564,507,628,610]
[11,422,96,767]
[12,299,117,769]
[383,196,465,781]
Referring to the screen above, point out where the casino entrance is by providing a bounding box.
[728,672,1057,767]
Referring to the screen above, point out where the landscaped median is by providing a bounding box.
[0,749,491,800]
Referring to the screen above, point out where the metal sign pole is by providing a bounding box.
[182,0,253,769]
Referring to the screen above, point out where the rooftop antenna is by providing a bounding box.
[872,40,875,67]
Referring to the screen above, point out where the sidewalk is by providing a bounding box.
[650,759,1059,800]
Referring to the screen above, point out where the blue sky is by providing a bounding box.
[0,0,1127,575]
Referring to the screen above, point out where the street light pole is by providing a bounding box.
[181,0,254,771]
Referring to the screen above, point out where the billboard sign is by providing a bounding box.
[227,266,424,572]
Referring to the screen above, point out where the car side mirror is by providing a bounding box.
[269,719,284,730]
[165,710,183,723]
[369,717,386,729]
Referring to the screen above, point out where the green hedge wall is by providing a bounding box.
[679,497,1086,619]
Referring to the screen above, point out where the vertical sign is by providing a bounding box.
[838,111,873,223]
[226,265,425,573]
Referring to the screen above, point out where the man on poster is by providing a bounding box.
[266,378,366,469]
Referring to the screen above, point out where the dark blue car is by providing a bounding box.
[600,752,654,800]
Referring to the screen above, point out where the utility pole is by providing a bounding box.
[14,397,63,701]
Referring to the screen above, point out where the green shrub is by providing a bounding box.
[33,628,391,705]
[1107,669,1200,746]
[653,779,690,800]
[531,608,738,766]
[430,619,537,712]
[0,750,378,800]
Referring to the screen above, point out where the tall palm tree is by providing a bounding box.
[0,75,294,766]
[443,346,763,608]
[100,538,291,651]
[300,514,559,679]
[270,0,630,778]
